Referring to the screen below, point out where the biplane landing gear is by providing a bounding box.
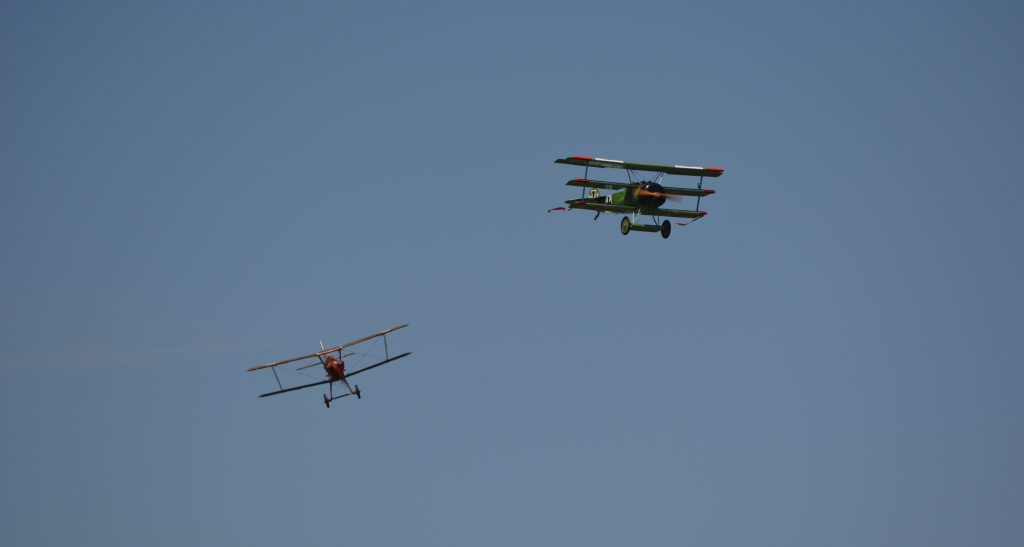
[620,217,631,235]
[354,385,362,399]
[660,220,671,239]
[323,394,331,408]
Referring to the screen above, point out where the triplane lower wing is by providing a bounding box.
[551,155,726,239]
[247,323,412,408]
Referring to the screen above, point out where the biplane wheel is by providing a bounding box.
[660,220,671,239]
[620,217,631,235]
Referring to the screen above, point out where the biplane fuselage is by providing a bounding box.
[323,354,346,380]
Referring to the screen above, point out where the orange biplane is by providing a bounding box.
[247,324,411,408]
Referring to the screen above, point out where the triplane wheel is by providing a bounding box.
[660,220,672,239]
[620,217,631,235]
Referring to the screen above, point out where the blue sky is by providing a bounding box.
[2,1,1022,545]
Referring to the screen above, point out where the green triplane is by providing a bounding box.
[552,155,725,239]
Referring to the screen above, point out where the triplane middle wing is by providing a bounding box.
[247,323,412,408]
[551,155,726,239]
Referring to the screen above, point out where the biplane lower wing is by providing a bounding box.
[259,378,333,398]
[345,352,412,378]
[256,352,412,398]
[556,155,725,177]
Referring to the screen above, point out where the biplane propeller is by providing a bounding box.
[549,155,725,239]
[247,324,411,408]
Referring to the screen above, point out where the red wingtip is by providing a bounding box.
[572,155,594,161]
[706,167,724,173]
[705,189,716,195]
[699,211,708,217]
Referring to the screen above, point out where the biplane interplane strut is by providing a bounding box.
[247,323,411,408]
[550,155,726,238]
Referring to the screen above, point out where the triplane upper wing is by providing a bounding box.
[247,323,412,407]
[555,155,724,178]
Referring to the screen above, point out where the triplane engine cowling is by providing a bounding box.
[634,182,668,209]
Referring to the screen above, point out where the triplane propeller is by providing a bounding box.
[550,155,725,239]
[247,323,411,408]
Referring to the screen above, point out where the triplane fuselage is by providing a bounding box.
[552,155,726,239]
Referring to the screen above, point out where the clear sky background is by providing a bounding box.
[2,1,1022,545]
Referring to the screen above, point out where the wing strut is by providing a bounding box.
[581,164,589,198]
[271,367,283,390]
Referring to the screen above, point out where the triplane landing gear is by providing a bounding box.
[620,215,672,239]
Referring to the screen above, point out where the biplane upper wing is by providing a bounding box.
[247,323,409,372]
[337,323,408,351]
[248,350,327,372]
[295,352,355,371]
[556,155,724,177]
[565,178,631,191]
